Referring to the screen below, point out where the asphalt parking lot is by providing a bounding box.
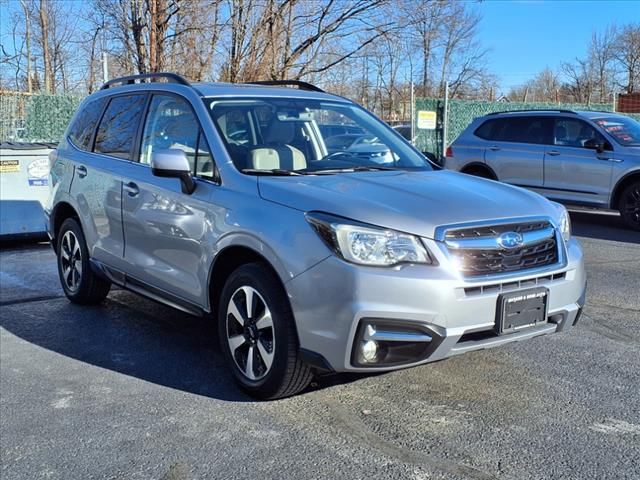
[1,210,639,480]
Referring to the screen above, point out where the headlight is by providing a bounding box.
[306,212,434,267]
[551,203,571,243]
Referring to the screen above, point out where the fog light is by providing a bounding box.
[361,340,379,363]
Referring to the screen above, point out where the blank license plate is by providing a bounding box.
[496,288,548,335]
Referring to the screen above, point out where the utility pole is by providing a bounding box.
[442,82,449,160]
[102,52,109,83]
[410,81,415,145]
[20,0,32,93]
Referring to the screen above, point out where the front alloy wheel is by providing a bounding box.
[218,263,313,399]
[226,286,275,381]
[619,181,640,231]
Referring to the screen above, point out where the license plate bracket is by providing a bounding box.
[496,287,549,335]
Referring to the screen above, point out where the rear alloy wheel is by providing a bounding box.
[56,218,111,304]
[619,181,640,231]
[218,263,313,399]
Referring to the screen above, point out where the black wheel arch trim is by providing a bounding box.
[460,162,498,179]
[610,169,640,209]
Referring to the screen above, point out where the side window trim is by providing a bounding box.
[132,93,153,164]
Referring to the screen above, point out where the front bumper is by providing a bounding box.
[286,238,586,373]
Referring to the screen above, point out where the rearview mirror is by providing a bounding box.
[151,149,196,194]
[584,138,605,154]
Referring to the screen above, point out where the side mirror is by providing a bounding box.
[151,149,196,194]
[584,138,605,154]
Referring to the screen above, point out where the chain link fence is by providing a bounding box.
[1,91,639,150]
[0,93,81,143]
[413,98,626,159]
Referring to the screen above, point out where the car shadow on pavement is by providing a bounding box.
[0,289,371,401]
[569,210,640,244]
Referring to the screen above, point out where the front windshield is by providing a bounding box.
[206,97,432,174]
[593,116,640,146]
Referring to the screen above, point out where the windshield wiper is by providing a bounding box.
[306,165,399,174]
[241,168,305,176]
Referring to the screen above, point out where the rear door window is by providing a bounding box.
[68,97,108,151]
[494,117,551,145]
[94,94,147,160]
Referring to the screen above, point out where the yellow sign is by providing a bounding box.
[417,111,437,130]
[0,160,20,173]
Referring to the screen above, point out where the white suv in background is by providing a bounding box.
[446,110,640,230]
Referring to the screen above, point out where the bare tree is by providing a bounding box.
[614,23,640,93]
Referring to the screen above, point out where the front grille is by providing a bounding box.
[444,221,559,277]
[445,221,550,239]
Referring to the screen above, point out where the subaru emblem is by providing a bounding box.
[497,231,524,249]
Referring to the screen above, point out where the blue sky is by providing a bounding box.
[479,0,638,93]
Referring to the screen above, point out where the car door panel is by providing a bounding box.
[485,142,545,186]
[543,117,613,206]
[121,93,223,306]
[482,116,551,188]
[121,165,219,306]
[68,148,125,268]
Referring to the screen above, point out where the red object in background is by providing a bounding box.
[617,93,640,113]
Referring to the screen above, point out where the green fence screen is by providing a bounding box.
[414,98,625,159]
[0,93,81,142]
[1,92,639,153]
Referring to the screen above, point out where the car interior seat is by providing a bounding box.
[555,125,568,145]
[249,120,306,171]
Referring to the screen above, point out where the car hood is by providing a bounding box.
[258,170,557,239]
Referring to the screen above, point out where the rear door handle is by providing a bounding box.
[76,165,88,178]
[547,150,561,156]
[489,145,500,151]
[123,182,140,197]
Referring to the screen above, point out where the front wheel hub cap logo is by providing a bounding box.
[497,231,524,249]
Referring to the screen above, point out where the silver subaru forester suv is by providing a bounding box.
[46,74,586,399]
[446,109,640,231]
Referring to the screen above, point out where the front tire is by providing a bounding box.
[56,218,111,304]
[218,263,312,400]
[619,181,640,231]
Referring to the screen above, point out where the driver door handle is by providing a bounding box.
[76,165,88,178]
[123,182,140,197]
[547,150,561,156]
[489,145,500,151]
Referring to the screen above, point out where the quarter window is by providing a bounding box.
[67,97,108,151]
[94,94,147,159]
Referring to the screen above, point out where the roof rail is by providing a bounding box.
[487,109,576,116]
[100,72,191,90]
[244,80,325,93]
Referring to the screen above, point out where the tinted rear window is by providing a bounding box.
[94,94,147,159]
[67,97,108,150]
[477,116,551,144]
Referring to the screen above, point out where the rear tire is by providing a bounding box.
[56,218,111,304]
[218,263,313,400]
[619,181,640,231]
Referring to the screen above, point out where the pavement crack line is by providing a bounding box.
[0,295,64,307]
[325,403,500,480]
